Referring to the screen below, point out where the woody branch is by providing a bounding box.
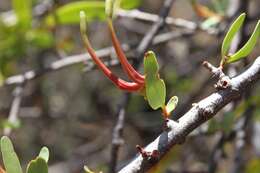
[118,56,260,173]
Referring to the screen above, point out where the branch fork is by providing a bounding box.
[202,61,232,89]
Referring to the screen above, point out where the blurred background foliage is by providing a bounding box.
[0,0,259,173]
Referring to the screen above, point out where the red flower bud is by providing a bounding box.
[108,19,145,84]
[82,36,143,92]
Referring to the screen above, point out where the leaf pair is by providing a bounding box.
[0,136,49,173]
[144,52,178,117]
[221,13,260,65]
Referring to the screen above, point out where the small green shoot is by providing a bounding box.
[38,147,49,163]
[220,13,260,66]
[221,13,246,60]
[227,20,260,63]
[165,96,178,116]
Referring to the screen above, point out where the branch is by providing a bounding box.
[208,1,251,171]
[118,56,260,173]
[109,94,130,173]
[117,9,218,34]
[3,85,24,136]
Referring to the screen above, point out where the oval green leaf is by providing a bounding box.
[166,96,178,115]
[145,75,166,110]
[0,136,23,173]
[227,20,260,63]
[221,13,246,58]
[38,147,49,163]
[45,0,142,26]
[144,51,159,75]
[45,1,106,26]
[26,157,48,173]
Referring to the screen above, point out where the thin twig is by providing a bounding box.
[3,85,24,136]
[109,94,130,173]
[117,9,218,34]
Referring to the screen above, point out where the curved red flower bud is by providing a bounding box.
[80,11,143,92]
[82,35,143,92]
[107,19,145,84]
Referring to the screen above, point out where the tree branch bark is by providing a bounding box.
[118,56,260,173]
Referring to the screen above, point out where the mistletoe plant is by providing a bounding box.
[79,0,178,120]
[0,136,49,173]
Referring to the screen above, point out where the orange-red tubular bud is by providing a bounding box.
[107,19,145,84]
[82,36,142,92]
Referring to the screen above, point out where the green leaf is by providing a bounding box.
[0,136,23,173]
[221,13,246,58]
[166,96,178,115]
[227,20,260,63]
[45,0,142,26]
[145,75,166,110]
[144,51,159,75]
[26,157,48,173]
[144,51,166,110]
[12,0,32,29]
[45,1,106,26]
[38,147,49,163]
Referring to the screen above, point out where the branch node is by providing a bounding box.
[165,119,180,131]
[202,60,232,90]
[215,75,232,90]
[136,145,160,161]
